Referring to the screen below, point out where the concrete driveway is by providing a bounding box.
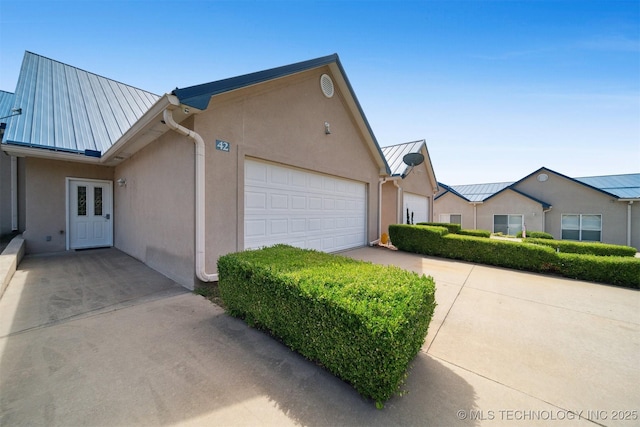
[0,247,638,426]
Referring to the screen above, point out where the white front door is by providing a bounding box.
[68,179,113,249]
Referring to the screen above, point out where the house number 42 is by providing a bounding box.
[216,139,230,152]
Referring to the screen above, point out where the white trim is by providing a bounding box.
[66,177,114,250]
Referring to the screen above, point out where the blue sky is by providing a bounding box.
[1,0,638,184]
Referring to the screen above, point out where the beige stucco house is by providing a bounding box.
[434,167,640,249]
[1,51,438,289]
[380,141,438,235]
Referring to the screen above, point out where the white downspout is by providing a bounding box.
[163,108,217,282]
[473,203,477,229]
[371,177,389,246]
[627,201,633,247]
[394,180,402,224]
[10,156,18,231]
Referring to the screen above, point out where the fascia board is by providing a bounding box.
[1,144,101,164]
[100,94,200,166]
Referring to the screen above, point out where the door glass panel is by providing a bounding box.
[494,215,508,234]
[94,187,103,216]
[508,215,523,236]
[78,186,87,216]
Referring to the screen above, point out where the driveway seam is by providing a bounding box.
[0,287,188,339]
[423,264,475,354]
[463,285,640,326]
[426,354,609,427]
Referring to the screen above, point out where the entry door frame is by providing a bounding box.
[66,177,114,250]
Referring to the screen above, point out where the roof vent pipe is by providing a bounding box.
[162,107,217,282]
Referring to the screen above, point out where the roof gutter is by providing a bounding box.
[162,107,217,283]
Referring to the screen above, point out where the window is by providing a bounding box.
[561,214,601,242]
[77,186,87,216]
[439,214,461,225]
[94,187,103,216]
[493,214,523,236]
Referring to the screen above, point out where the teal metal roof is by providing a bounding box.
[441,169,640,203]
[2,52,160,155]
[0,90,15,118]
[449,182,514,202]
[575,174,640,199]
[381,140,426,177]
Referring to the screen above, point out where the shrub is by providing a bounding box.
[391,225,449,255]
[390,225,557,273]
[527,238,637,257]
[416,222,461,234]
[440,234,558,272]
[217,244,436,407]
[389,224,640,288]
[458,229,491,238]
[557,253,640,288]
[517,231,554,239]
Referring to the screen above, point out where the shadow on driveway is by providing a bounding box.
[0,248,479,426]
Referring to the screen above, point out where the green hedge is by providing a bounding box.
[517,231,554,239]
[389,224,640,288]
[458,229,491,238]
[558,253,640,287]
[526,238,637,257]
[391,225,557,273]
[417,222,461,233]
[217,244,436,407]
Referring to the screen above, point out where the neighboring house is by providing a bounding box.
[0,51,405,289]
[434,167,640,249]
[380,140,438,235]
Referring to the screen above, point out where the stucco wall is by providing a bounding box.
[114,129,196,288]
[514,171,634,246]
[381,180,399,236]
[433,193,476,230]
[23,158,113,253]
[193,67,384,274]
[475,190,544,234]
[113,66,386,288]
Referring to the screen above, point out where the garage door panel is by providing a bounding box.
[404,193,429,224]
[245,160,366,252]
[245,219,267,238]
[270,193,289,209]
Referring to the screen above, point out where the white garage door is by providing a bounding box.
[245,160,367,252]
[403,192,429,224]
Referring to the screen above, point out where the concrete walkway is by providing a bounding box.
[0,247,638,426]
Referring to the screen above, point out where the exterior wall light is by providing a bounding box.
[324,121,331,134]
[117,178,127,187]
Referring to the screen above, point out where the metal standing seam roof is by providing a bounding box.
[381,140,425,177]
[2,51,160,155]
[435,182,470,201]
[447,182,514,202]
[575,174,640,199]
[0,90,15,118]
[440,169,640,204]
